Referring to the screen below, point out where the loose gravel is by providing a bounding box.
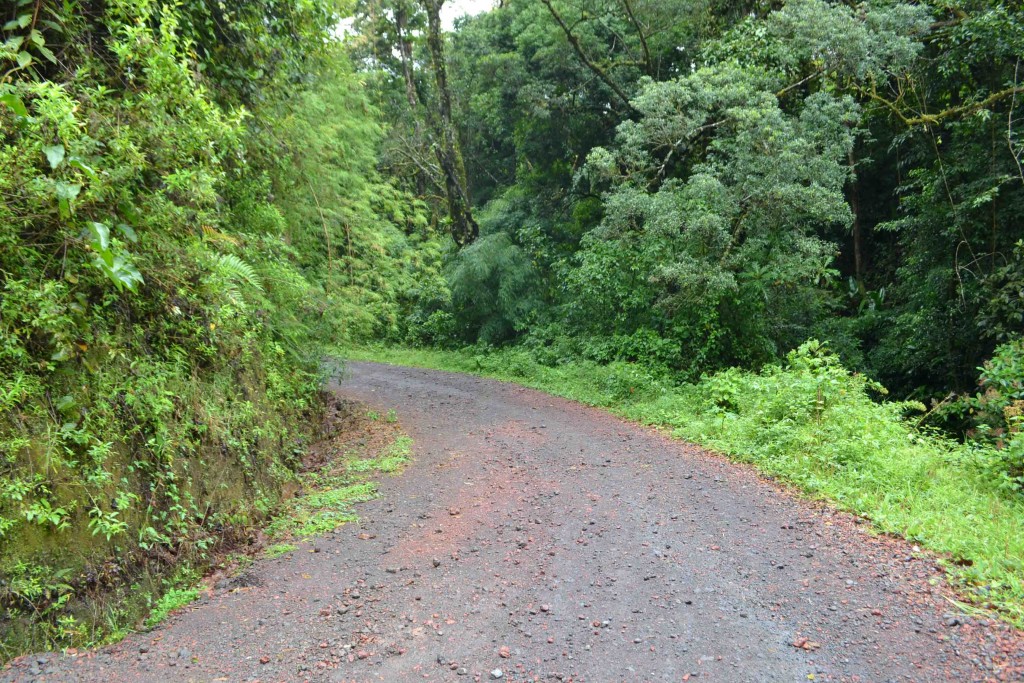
[3,361,1023,682]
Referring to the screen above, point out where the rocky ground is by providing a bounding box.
[3,361,1023,682]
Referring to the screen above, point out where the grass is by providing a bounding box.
[347,435,412,474]
[266,480,377,539]
[266,543,298,557]
[265,422,412,541]
[144,585,200,630]
[342,343,1024,625]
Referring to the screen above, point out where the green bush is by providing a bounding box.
[948,339,1024,492]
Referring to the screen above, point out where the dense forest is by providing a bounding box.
[355,0,1024,398]
[2,0,1024,658]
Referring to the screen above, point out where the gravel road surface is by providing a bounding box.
[4,361,1023,682]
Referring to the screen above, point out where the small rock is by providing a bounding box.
[491,669,504,679]
[457,666,468,675]
[432,558,442,568]
[177,648,190,659]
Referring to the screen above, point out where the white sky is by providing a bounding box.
[441,0,495,28]
[336,0,494,39]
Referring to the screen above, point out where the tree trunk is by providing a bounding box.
[422,0,478,247]
[395,1,419,110]
[395,0,429,199]
[848,149,864,281]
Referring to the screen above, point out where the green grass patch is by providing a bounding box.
[265,543,299,557]
[144,585,200,630]
[267,478,377,539]
[342,343,1024,625]
[265,424,411,542]
[347,435,412,474]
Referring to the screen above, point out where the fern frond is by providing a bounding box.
[201,225,241,245]
[215,254,263,292]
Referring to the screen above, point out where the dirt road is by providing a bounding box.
[5,361,1023,682]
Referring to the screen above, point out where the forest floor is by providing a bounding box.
[3,361,1024,682]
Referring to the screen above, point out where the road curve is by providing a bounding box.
[4,361,1023,682]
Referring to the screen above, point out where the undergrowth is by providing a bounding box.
[0,0,445,660]
[264,422,411,543]
[266,481,377,540]
[265,543,299,558]
[343,343,1024,626]
[144,587,200,631]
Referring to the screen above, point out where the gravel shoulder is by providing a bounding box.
[3,361,1023,682]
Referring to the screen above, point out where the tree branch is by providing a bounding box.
[540,0,639,117]
[1009,60,1024,186]
[855,80,1024,128]
[775,69,824,98]
[619,0,653,77]
[305,178,334,286]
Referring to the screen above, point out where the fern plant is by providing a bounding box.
[208,252,264,306]
[215,253,263,291]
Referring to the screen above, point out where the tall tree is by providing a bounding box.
[423,0,478,246]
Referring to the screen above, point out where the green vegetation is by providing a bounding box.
[347,435,413,474]
[4,0,1024,659]
[265,543,298,559]
[265,426,410,541]
[144,586,199,631]
[266,481,377,539]
[354,0,1024,419]
[0,0,440,658]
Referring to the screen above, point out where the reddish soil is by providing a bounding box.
[4,361,1024,682]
